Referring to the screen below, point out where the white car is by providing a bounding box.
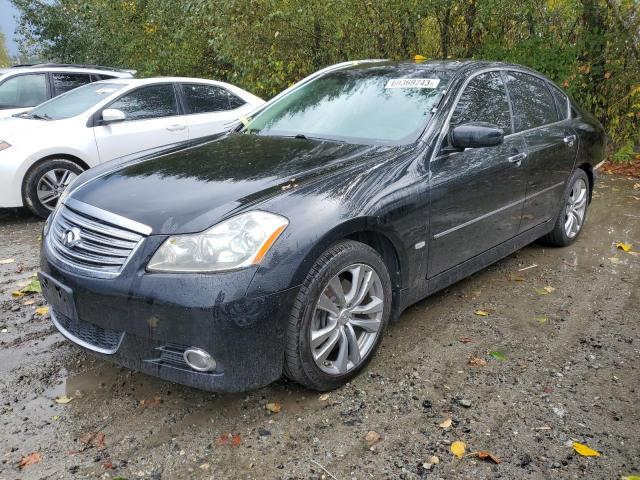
[0,63,135,118]
[0,77,264,217]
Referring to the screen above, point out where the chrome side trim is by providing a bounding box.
[526,181,565,199]
[51,309,123,355]
[433,198,524,239]
[64,197,152,236]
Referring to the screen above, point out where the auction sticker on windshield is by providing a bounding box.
[385,78,440,89]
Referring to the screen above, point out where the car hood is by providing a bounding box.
[70,134,408,234]
[0,116,56,139]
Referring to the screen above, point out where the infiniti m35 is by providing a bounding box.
[39,60,605,392]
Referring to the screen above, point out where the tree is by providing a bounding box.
[0,32,11,67]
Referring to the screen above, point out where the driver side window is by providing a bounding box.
[442,72,512,152]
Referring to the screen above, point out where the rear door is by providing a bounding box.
[50,72,92,97]
[93,83,188,163]
[179,83,252,139]
[428,71,528,276]
[502,71,578,232]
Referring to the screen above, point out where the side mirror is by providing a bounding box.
[450,122,504,149]
[101,108,126,124]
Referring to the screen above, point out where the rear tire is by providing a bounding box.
[284,240,392,391]
[539,168,590,247]
[23,159,83,218]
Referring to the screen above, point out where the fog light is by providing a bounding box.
[183,348,216,372]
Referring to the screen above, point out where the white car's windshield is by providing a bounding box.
[25,82,126,120]
[244,66,450,145]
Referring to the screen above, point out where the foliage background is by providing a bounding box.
[10,0,640,161]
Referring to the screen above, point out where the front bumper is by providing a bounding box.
[40,239,299,392]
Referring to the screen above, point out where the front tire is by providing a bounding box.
[284,240,392,391]
[539,168,590,246]
[23,159,83,218]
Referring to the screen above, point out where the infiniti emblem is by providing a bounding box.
[61,227,82,248]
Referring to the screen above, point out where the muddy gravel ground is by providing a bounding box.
[0,174,639,480]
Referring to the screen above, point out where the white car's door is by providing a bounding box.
[179,83,255,140]
[93,83,188,163]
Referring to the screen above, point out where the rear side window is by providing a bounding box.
[52,73,92,96]
[181,83,245,113]
[503,71,557,131]
[0,73,48,108]
[109,84,178,121]
[96,74,118,80]
[548,84,569,120]
[450,71,512,134]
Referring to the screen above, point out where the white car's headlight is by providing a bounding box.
[0,141,11,152]
[147,211,288,273]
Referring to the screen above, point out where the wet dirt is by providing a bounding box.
[0,174,639,480]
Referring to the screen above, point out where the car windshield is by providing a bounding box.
[25,82,126,120]
[244,66,450,145]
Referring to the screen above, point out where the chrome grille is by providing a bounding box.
[47,202,146,276]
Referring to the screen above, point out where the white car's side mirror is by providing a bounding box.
[101,108,126,124]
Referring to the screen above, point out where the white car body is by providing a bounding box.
[0,77,264,209]
[0,64,134,118]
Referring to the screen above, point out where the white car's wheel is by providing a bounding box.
[23,159,83,218]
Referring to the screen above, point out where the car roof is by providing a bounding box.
[337,59,548,79]
[1,64,135,78]
[94,77,242,87]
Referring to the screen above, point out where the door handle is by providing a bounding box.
[563,134,576,147]
[166,124,186,131]
[508,152,527,165]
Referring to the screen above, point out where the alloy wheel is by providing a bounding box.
[36,168,78,211]
[564,177,588,238]
[310,263,384,375]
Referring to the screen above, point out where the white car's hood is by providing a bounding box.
[0,116,69,142]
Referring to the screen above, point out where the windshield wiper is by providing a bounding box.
[28,113,51,121]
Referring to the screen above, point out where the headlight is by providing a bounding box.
[147,211,288,273]
[0,141,11,152]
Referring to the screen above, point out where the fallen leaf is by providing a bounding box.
[621,476,640,480]
[438,417,452,429]
[55,395,73,404]
[140,393,161,407]
[489,350,506,361]
[474,310,489,316]
[633,183,640,190]
[266,401,281,413]
[23,299,35,306]
[573,441,600,457]
[428,455,439,465]
[0,258,14,264]
[217,433,241,447]
[573,442,600,457]
[102,461,114,469]
[458,336,474,343]
[510,275,525,282]
[364,430,381,446]
[535,288,551,295]
[35,306,49,316]
[543,286,556,293]
[318,393,330,401]
[11,291,25,298]
[468,357,486,367]
[231,434,242,447]
[18,452,42,469]
[21,278,42,295]
[476,450,501,464]
[451,440,466,458]
[616,242,633,252]
[414,54,427,61]
[535,315,548,324]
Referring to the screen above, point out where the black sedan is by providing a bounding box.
[39,60,605,392]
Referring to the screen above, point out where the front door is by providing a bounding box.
[428,71,528,277]
[93,83,188,163]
